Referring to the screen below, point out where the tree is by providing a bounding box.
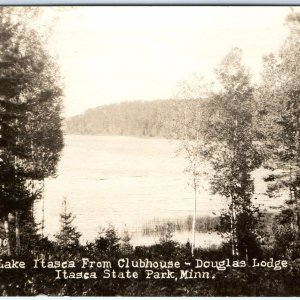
[258,11,300,259]
[204,48,263,259]
[120,229,133,255]
[92,226,121,258]
[54,198,81,249]
[0,8,64,254]
[173,74,211,255]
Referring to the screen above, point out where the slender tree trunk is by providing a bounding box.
[230,194,239,258]
[289,163,294,231]
[230,201,235,258]
[233,201,239,257]
[231,118,239,258]
[192,184,197,256]
[41,179,45,238]
[4,215,11,256]
[191,131,200,256]
[296,115,300,234]
[15,210,21,255]
[14,97,21,254]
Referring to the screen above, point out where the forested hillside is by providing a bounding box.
[65,99,191,137]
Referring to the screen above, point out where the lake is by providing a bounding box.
[35,135,283,247]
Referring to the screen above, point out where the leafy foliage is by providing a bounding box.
[256,11,300,259]
[201,48,263,259]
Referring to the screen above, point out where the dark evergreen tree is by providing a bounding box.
[92,226,121,259]
[0,8,63,254]
[54,198,81,249]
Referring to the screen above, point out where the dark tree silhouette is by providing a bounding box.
[0,8,63,254]
[54,198,81,249]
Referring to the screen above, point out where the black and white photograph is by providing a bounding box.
[0,5,299,296]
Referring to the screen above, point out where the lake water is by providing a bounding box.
[35,135,283,247]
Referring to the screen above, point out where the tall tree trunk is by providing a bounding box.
[230,201,235,258]
[41,179,45,238]
[231,118,239,258]
[233,201,239,257]
[192,185,197,256]
[295,114,300,234]
[191,131,200,256]
[230,194,239,258]
[15,210,21,255]
[4,215,11,256]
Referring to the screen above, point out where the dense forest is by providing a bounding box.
[3,6,300,297]
[65,99,190,137]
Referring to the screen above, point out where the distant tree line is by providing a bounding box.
[65,99,202,138]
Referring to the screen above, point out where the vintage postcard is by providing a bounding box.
[0,5,299,296]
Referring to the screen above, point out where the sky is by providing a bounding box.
[37,6,294,116]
